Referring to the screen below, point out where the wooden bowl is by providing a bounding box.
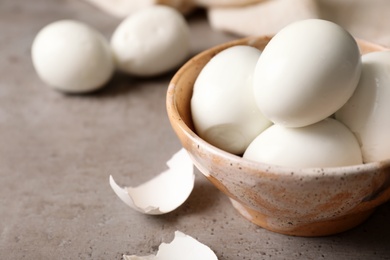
[166,35,390,236]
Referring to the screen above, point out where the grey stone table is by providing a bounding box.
[0,0,389,259]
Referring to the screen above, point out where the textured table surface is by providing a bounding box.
[1,0,390,259]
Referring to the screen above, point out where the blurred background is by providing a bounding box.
[84,0,390,46]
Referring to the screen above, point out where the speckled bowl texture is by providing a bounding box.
[166,36,390,236]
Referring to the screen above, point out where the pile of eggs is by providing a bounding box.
[31,6,190,93]
[191,19,390,167]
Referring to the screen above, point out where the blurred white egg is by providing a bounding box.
[336,51,390,163]
[253,19,361,127]
[31,20,114,93]
[243,118,362,168]
[191,45,272,155]
[110,5,190,76]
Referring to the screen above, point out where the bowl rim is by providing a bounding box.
[166,35,390,178]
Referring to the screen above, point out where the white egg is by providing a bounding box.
[336,51,390,163]
[191,45,272,155]
[253,19,361,127]
[243,118,362,168]
[31,20,114,93]
[110,5,190,77]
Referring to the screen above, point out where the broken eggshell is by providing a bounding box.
[109,148,194,215]
[123,230,218,260]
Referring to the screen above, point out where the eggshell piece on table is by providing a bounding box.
[253,19,361,127]
[110,5,191,76]
[31,20,114,93]
[243,118,363,168]
[191,45,272,155]
[336,51,390,163]
[123,231,218,260]
[109,148,194,215]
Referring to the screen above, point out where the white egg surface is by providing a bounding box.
[31,20,114,93]
[191,45,272,155]
[336,51,390,163]
[243,118,362,168]
[110,5,190,76]
[253,19,361,127]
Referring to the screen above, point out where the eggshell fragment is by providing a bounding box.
[243,118,363,168]
[31,20,114,93]
[336,51,390,163]
[109,148,194,215]
[110,5,191,76]
[123,231,218,260]
[253,19,361,127]
[191,45,272,155]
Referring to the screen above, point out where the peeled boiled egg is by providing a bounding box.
[191,45,272,155]
[336,51,390,163]
[110,5,190,76]
[253,19,361,127]
[31,20,114,93]
[243,118,362,168]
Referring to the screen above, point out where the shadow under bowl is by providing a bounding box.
[166,35,390,236]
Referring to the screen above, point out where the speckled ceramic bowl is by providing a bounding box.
[166,36,390,236]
